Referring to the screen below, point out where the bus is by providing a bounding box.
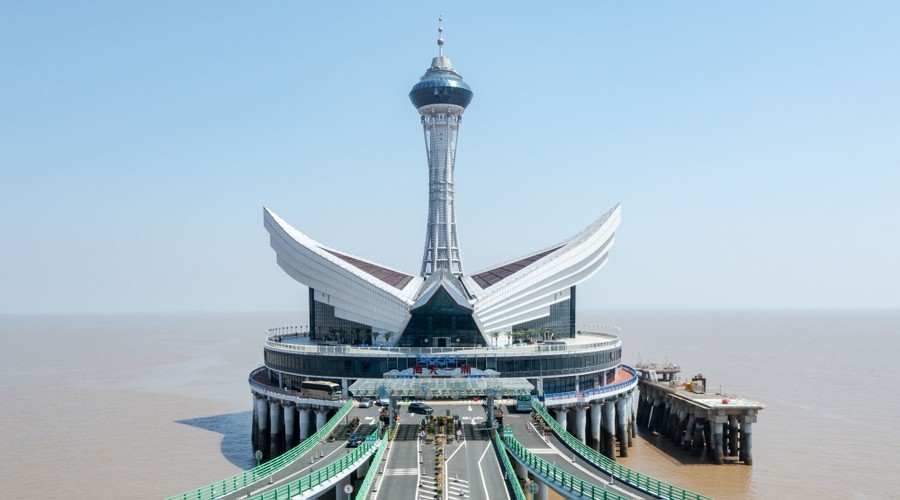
[515,395,533,412]
[300,380,342,401]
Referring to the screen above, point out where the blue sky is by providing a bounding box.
[1,2,898,314]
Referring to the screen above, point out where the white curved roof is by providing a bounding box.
[264,208,422,332]
[264,203,620,337]
[468,204,621,333]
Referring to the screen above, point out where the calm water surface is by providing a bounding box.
[0,310,897,499]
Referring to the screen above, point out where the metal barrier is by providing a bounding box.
[492,431,527,500]
[247,430,380,500]
[544,365,638,402]
[531,399,713,500]
[167,399,354,500]
[355,433,389,499]
[504,434,627,500]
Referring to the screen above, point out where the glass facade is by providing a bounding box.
[308,288,373,343]
[263,346,621,381]
[512,286,577,339]
[398,286,485,347]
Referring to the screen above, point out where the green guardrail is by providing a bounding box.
[248,430,380,500]
[168,399,354,500]
[355,434,388,499]
[532,399,712,500]
[492,431,527,500]
[504,434,627,500]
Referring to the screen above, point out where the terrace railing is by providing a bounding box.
[543,365,639,402]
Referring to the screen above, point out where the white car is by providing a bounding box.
[359,397,373,408]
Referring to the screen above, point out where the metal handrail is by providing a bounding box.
[544,365,639,401]
[492,431,527,500]
[247,430,380,500]
[531,399,713,500]
[504,434,627,500]
[355,433,388,499]
[264,330,621,358]
[249,368,346,407]
[166,399,354,500]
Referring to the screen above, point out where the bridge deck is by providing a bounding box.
[503,411,650,499]
[220,406,379,499]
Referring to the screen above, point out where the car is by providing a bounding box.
[375,397,390,407]
[359,397,373,408]
[408,402,433,415]
[347,433,364,447]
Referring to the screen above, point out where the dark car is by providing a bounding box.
[347,433,364,447]
[408,402,433,415]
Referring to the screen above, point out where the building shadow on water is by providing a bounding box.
[176,411,255,470]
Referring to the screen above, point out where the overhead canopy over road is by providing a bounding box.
[349,377,534,398]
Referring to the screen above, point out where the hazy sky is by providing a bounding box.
[1,2,898,314]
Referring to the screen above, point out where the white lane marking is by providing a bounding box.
[415,436,422,500]
[371,433,398,500]
[476,441,493,500]
[486,440,511,500]
[445,438,467,498]
[527,421,642,500]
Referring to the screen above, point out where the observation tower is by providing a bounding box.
[410,19,473,277]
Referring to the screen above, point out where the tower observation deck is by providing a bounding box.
[410,20,473,277]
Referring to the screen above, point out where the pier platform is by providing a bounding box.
[635,363,765,465]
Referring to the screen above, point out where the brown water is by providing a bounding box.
[0,310,897,499]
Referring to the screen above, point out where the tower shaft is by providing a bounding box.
[420,104,464,276]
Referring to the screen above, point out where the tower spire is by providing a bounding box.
[437,16,444,57]
[409,20,474,277]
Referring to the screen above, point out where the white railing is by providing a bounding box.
[262,327,621,358]
[543,365,639,406]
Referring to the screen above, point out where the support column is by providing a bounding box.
[255,396,269,460]
[682,414,696,451]
[514,458,528,479]
[713,421,725,465]
[740,416,754,466]
[615,397,628,457]
[283,404,295,449]
[589,403,602,452]
[553,408,569,430]
[341,378,349,398]
[628,392,635,445]
[729,415,740,457]
[535,478,549,500]
[660,401,672,437]
[649,398,662,432]
[315,409,329,432]
[298,409,311,440]
[269,401,283,458]
[357,457,370,479]
[602,400,616,460]
[573,406,587,443]
[672,406,688,446]
[636,391,648,429]
[251,395,260,453]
